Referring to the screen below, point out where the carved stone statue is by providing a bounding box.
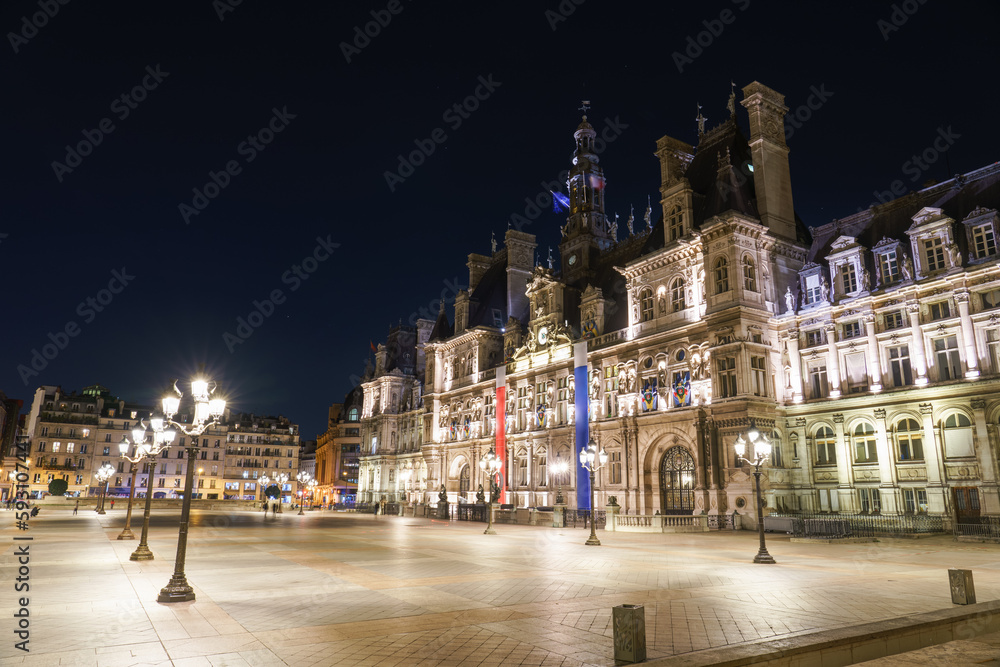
[490,477,501,502]
[626,205,635,235]
[820,276,830,302]
[476,484,486,503]
[860,267,870,291]
[491,231,497,254]
[438,485,448,504]
[902,253,914,280]
[949,243,962,267]
[784,286,796,313]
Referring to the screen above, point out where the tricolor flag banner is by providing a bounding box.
[574,342,591,510]
[495,365,507,504]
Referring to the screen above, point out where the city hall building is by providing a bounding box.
[357,81,1000,526]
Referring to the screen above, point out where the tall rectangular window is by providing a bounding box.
[750,356,767,397]
[842,321,862,339]
[934,335,962,380]
[809,364,828,399]
[805,329,824,347]
[610,450,622,484]
[557,376,569,424]
[879,250,899,283]
[839,263,857,294]
[924,237,945,272]
[603,367,618,418]
[859,488,881,514]
[972,224,997,258]
[929,301,951,320]
[988,329,1000,373]
[845,352,868,394]
[888,345,913,387]
[717,357,737,398]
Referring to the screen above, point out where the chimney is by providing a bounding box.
[467,253,491,292]
[741,81,796,241]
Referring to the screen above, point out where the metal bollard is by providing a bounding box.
[613,604,646,663]
[949,568,976,605]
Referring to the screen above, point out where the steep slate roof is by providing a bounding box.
[467,255,510,328]
[808,162,1000,263]
[428,303,453,342]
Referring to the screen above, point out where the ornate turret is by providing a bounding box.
[560,104,613,286]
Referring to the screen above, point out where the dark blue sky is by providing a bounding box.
[2,0,998,439]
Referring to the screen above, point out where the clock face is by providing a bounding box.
[538,327,548,344]
[568,254,577,266]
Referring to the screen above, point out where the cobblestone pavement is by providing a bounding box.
[3,509,1000,666]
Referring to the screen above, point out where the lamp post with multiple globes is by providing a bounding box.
[734,422,776,564]
[270,472,289,512]
[117,420,174,541]
[579,442,608,546]
[307,478,317,509]
[156,379,226,603]
[296,471,311,515]
[128,416,177,560]
[479,447,502,535]
[94,463,115,515]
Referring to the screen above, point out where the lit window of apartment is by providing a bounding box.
[933,335,962,380]
[52,442,61,452]
[923,237,945,272]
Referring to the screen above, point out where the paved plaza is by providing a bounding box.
[3,508,1000,666]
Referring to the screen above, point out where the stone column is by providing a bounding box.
[864,313,883,392]
[919,403,946,514]
[833,414,854,511]
[971,398,1000,514]
[907,301,929,385]
[825,323,842,398]
[955,291,980,378]
[873,408,899,513]
[786,329,804,402]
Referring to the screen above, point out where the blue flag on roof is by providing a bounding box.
[551,190,570,213]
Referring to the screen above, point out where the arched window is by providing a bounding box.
[944,412,974,457]
[639,288,654,322]
[853,422,877,463]
[743,256,758,292]
[670,277,686,312]
[815,426,837,466]
[459,465,470,494]
[714,258,729,294]
[667,205,684,242]
[659,446,695,512]
[895,418,923,461]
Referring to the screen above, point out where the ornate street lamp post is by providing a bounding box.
[735,423,776,564]
[117,421,172,540]
[579,441,608,546]
[551,454,568,505]
[398,468,411,504]
[296,471,311,515]
[307,478,317,509]
[129,416,176,560]
[272,472,289,512]
[95,463,115,515]
[157,379,226,603]
[479,447,502,535]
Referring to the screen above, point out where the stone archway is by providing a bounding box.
[659,446,695,514]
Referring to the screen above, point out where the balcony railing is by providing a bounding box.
[768,512,944,537]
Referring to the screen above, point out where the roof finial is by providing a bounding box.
[644,195,652,231]
[696,102,707,135]
[727,80,736,117]
[579,99,591,118]
[547,247,554,269]
[491,231,497,254]
[626,205,635,235]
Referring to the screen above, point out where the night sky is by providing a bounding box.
[2,0,998,439]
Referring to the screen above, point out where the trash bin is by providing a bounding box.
[949,568,976,605]
[613,604,646,663]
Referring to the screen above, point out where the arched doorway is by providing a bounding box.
[659,446,695,513]
[459,465,470,496]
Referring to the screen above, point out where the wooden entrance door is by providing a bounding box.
[953,487,981,523]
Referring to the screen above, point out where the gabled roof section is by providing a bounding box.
[428,303,452,342]
[467,257,508,328]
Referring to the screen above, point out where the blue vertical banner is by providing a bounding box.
[574,341,591,510]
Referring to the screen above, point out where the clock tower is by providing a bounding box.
[560,111,613,286]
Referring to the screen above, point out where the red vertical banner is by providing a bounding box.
[495,365,506,504]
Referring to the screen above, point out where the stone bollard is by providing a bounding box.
[949,569,976,605]
[605,502,620,532]
[553,504,565,528]
[612,604,646,663]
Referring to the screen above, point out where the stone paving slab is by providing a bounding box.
[3,508,1000,666]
